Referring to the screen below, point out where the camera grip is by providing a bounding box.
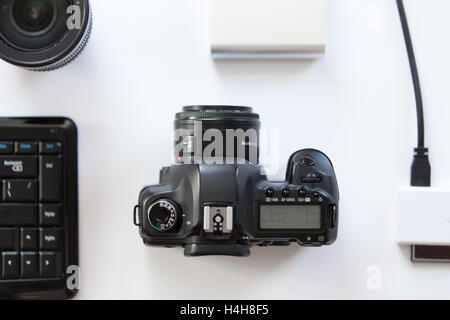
[286,149,339,199]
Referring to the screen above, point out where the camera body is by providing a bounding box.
[136,148,339,256]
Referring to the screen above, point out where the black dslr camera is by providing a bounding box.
[134,106,339,256]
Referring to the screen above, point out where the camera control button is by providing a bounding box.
[313,192,320,198]
[298,188,307,197]
[282,188,290,197]
[148,199,179,232]
[265,188,274,197]
[301,177,322,183]
[301,156,315,166]
[327,204,337,228]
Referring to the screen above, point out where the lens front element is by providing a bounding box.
[13,0,54,33]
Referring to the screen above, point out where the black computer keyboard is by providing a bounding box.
[0,118,78,299]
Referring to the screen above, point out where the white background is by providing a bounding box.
[1,0,449,299]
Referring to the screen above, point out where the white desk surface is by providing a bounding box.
[1,0,449,299]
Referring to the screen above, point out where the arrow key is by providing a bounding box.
[39,252,61,278]
[2,252,19,279]
[21,252,38,278]
[21,228,38,250]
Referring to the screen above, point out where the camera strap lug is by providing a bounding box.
[134,205,141,226]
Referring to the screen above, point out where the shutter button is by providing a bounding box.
[301,156,315,166]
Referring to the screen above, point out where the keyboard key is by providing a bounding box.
[2,252,19,279]
[21,252,38,278]
[0,142,13,154]
[15,142,37,154]
[40,228,61,250]
[0,155,38,178]
[39,142,62,154]
[39,252,62,278]
[0,205,38,226]
[0,228,19,250]
[39,204,62,226]
[20,228,38,250]
[39,155,62,202]
[2,179,38,202]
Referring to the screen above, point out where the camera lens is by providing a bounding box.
[174,105,261,164]
[0,0,92,71]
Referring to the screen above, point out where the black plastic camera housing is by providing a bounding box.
[135,148,339,257]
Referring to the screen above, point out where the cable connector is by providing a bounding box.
[410,147,431,187]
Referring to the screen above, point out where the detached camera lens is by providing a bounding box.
[0,0,92,71]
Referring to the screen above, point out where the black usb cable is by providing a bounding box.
[397,1,450,262]
[396,0,431,187]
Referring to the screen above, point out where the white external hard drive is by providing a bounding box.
[210,0,326,58]
[397,188,450,262]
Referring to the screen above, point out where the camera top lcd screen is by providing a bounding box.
[260,205,321,229]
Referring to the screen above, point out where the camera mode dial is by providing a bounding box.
[148,199,179,232]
